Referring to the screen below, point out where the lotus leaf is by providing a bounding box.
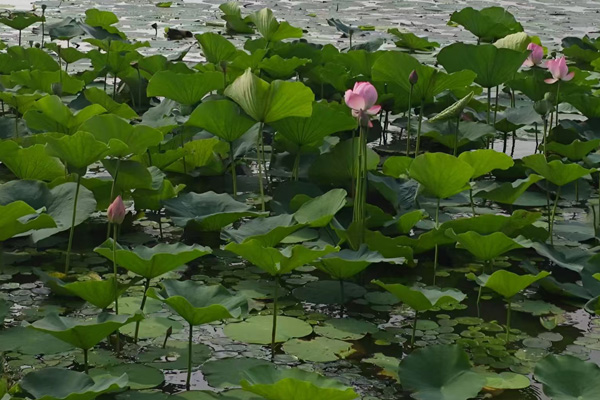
[409,153,474,199]
[534,355,600,400]
[372,281,466,312]
[147,71,224,105]
[476,270,550,299]
[522,154,595,186]
[224,315,312,344]
[0,201,56,241]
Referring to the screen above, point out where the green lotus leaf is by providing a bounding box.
[102,160,164,191]
[62,276,139,310]
[83,88,138,119]
[23,95,106,134]
[546,139,600,161]
[20,368,127,400]
[251,8,302,42]
[480,372,530,390]
[89,364,164,390]
[79,114,163,156]
[449,6,523,42]
[29,312,142,350]
[0,200,56,241]
[0,141,64,181]
[162,191,266,231]
[163,137,228,175]
[0,180,96,242]
[314,318,378,341]
[94,239,211,279]
[372,280,466,312]
[534,355,600,400]
[409,153,474,199]
[476,270,550,299]
[421,120,496,150]
[132,179,186,211]
[187,99,256,143]
[271,101,357,152]
[11,69,85,95]
[473,174,544,204]
[224,69,314,123]
[428,91,474,123]
[222,214,303,247]
[458,149,514,179]
[282,337,354,362]
[195,32,240,64]
[147,71,224,106]
[494,32,531,51]
[388,28,439,52]
[240,365,357,400]
[0,326,74,355]
[522,154,595,187]
[565,93,600,119]
[292,188,347,227]
[447,230,532,261]
[0,11,43,31]
[45,131,110,173]
[225,239,338,276]
[316,245,403,279]
[147,280,246,326]
[219,1,254,34]
[201,357,273,389]
[382,156,412,179]
[438,43,528,88]
[224,315,312,344]
[372,52,476,108]
[398,344,486,400]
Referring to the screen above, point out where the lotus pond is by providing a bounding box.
[2,2,600,400]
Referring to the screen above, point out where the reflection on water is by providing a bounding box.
[0,0,32,9]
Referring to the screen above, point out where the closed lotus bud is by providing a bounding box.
[107,196,126,225]
[534,99,553,116]
[409,70,418,86]
[51,82,63,96]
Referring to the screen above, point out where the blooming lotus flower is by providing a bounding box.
[107,196,126,225]
[545,56,574,84]
[523,43,543,67]
[344,82,381,127]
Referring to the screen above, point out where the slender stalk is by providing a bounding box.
[493,86,499,126]
[136,67,142,111]
[453,116,460,156]
[476,284,482,318]
[112,225,119,315]
[549,186,561,245]
[542,117,548,158]
[555,82,561,128]
[113,75,117,100]
[487,87,492,126]
[271,276,280,361]
[83,349,88,374]
[339,279,346,317]
[257,122,265,212]
[411,311,419,346]
[229,142,237,195]
[414,98,424,156]
[534,122,539,153]
[349,31,353,49]
[186,323,193,390]
[469,184,476,216]
[157,211,163,240]
[292,151,301,181]
[432,197,441,285]
[107,159,121,238]
[18,30,21,47]
[181,133,187,175]
[406,86,413,156]
[505,300,512,343]
[65,175,82,274]
[134,278,151,343]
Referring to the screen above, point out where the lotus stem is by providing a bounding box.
[505,300,512,343]
[542,116,548,158]
[453,115,460,156]
[157,211,163,240]
[549,186,561,245]
[83,349,88,374]
[469,184,476,216]
[181,133,187,175]
[406,86,413,156]
[476,284,482,318]
[349,31,353,49]
[433,197,440,285]
[107,159,121,239]
[65,175,82,274]
[339,279,345,317]
[411,311,418,346]
[271,276,280,361]
[352,123,367,244]
[534,122,539,153]
[18,30,21,47]
[134,278,151,343]
[113,75,117,100]
[229,142,237,195]
[186,323,193,390]
[555,82,561,129]
[257,122,265,212]
[292,151,301,181]
[414,98,424,157]
[486,87,491,127]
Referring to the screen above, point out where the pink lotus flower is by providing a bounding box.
[107,196,126,225]
[545,56,574,84]
[523,43,543,67]
[345,82,381,127]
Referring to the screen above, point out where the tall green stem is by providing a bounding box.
[134,278,151,343]
[186,323,193,390]
[433,197,440,285]
[411,311,419,346]
[229,142,237,195]
[406,86,413,156]
[414,98,424,156]
[112,225,119,315]
[549,186,561,245]
[107,159,121,239]
[83,349,88,374]
[453,116,460,156]
[486,87,492,126]
[292,151,301,181]
[555,82,561,129]
[271,276,279,361]
[505,300,512,343]
[339,279,346,317]
[257,122,265,212]
[65,175,82,274]
[352,123,368,244]
[542,117,548,158]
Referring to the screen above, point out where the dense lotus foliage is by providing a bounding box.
[1,2,600,400]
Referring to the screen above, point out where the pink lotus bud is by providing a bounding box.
[107,196,126,225]
[409,70,418,86]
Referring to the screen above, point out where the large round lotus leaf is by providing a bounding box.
[20,368,128,400]
[458,149,514,180]
[448,230,531,261]
[534,355,600,400]
[292,188,347,228]
[62,277,134,310]
[29,312,142,350]
[448,6,522,42]
[162,191,266,231]
[282,337,354,362]
[201,358,273,389]
[120,316,183,339]
[233,280,289,300]
[0,201,56,241]
[240,365,358,400]
[0,141,65,182]
[45,131,110,171]
[0,326,73,355]
[315,245,402,279]
[147,70,224,106]
[314,318,378,340]
[176,390,263,400]
[522,154,595,187]
[409,153,474,200]
[0,180,96,243]
[224,316,312,344]
[372,280,466,312]
[94,240,212,279]
[146,280,247,326]
[222,214,303,247]
[89,364,164,390]
[293,280,366,305]
[118,297,163,315]
[480,372,530,390]
[139,342,212,370]
[398,344,485,400]
[477,270,550,299]
[187,99,256,143]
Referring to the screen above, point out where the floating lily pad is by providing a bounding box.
[480,371,530,390]
[89,364,164,390]
[292,281,366,304]
[314,318,378,340]
[201,358,273,389]
[140,342,212,370]
[120,316,183,339]
[534,355,600,400]
[282,337,354,362]
[224,316,312,344]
